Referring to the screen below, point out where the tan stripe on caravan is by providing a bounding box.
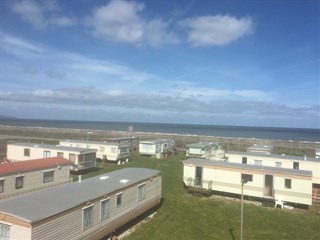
[0,213,31,228]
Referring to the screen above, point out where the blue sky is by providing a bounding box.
[1,0,319,128]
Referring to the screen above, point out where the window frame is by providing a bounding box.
[100,198,110,221]
[24,148,30,157]
[254,160,262,166]
[285,179,292,189]
[0,179,5,193]
[242,157,247,164]
[15,176,24,189]
[43,150,51,158]
[82,204,94,230]
[57,152,64,157]
[43,170,54,183]
[241,173,253,183]
[116,192,122,207]
[138,183,146,202]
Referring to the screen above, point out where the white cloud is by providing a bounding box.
[180,15,254,47]
[85,0,179,46]
[48,16,77,27]
[10,0,77,29]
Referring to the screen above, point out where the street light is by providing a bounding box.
[240,175,250,240]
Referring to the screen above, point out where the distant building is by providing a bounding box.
[0,157,72,201]
[0,168,162,240]
[186,142,224,160]
[7,142,97,171]
[183,158,313,206]
[139,139,175,158]
[247,144,273,154]
[59,140,130,163]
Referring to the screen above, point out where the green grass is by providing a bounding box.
[77,152,320,240]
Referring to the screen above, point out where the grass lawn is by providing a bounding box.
[77,151,320,240]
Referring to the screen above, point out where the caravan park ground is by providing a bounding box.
[0,126,319,240]
[80,151,320,240]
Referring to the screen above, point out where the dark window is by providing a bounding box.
[116,193,122,206]
[285,179,292,189]
[242,157,247,164]
[43,171,54,183]
[0,180,4,193]
[24,148,30,157]
[15,176,24,189]
[241,173,253,183]
[293,162,299,170]
[57,152,64,157]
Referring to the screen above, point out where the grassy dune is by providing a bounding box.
[80,151,320,240]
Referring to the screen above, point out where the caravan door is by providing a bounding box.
[264,175,274,197]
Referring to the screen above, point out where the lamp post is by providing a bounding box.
[240,178,249,240]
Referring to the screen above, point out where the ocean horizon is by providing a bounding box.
[0,118,319,142]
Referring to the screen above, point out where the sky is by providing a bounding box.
[0,0,319,128]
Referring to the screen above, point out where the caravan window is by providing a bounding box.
[0,223,10,240]
[241,174,253,183]
[254,160,262,166]
[242,157,247,164]
[43,171,54,183]
[285,179,292,189]
[116,193,122,206]
[24,148,30,156]
[0,180,4,193]
[100,199,110,221]
[15,176,24,189]
[43,151,51,158]
[138,183,146,201]
[82,205,93,229]
[293,162,299,169]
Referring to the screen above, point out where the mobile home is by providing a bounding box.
[59,140,130,162]
[247,144,273,154]
[7,142,97,171]
[225,151,320,185]
[100,136,138,150]
[183,158,313,206]
[0,157,72,201]
[186,142,225,160]
[139,139,175,158]
[0,168,162,240]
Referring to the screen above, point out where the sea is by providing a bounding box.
[0,118,319,142]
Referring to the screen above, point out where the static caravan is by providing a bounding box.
[186,142,225,160]
[139,139,175,158]
[0,168,161,240]
[225,151,320,185]
[7,142,97,171]
[100,136,138,150]
[0,157,72,201]
[247,144,273,154]
[183,158,313,206]
[59,140,130,162]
